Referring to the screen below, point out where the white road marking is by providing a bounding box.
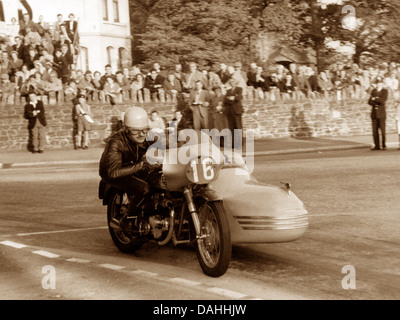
[66,258,91,264]
[98,263,126,270]
[32,250,60,258]
[16,226,107,236]
[131,270,158,277]
[206,287,248,299]
[168,277,201,287]
[0,240,27,249]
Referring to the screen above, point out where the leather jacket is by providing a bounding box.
[99,129,151,183]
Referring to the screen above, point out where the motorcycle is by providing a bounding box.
[99,130,232,277]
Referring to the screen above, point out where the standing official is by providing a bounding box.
[224,78,244,148]
[189,80,211,130]
[23,91,47,153]
[368,78,388,150]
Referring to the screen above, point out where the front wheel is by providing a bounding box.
[107,191,143,253]
[196,201,231,277]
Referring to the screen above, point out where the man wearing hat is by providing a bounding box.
[23,90,47,153]
[368,77,388,150]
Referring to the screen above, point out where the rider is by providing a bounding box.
[99,106,162,212]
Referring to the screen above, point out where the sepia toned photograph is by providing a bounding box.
[0,0,399,307]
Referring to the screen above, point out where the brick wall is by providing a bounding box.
[0,98,397,151]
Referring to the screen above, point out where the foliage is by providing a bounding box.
[129,0,400,70]
[136,0,255,70]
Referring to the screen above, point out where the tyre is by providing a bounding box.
[196,201,232,277]
[107,191,143,253]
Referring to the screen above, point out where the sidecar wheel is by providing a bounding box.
[196,201,231,277]
[107,191,143,253]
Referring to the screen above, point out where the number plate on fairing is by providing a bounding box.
[186,157,219,184]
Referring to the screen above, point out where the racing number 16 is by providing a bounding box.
[189,158,215,184]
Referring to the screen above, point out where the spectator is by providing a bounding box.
[15,64,30,90]
[78,71,95,99]
[44,72,63,101]
[100,64,115,89]
[248,66,268,98]
[31,72,46,95]
[74,93,93,150]
[305,67,318,94]
[8,51,23,82]
[65,13,79,46]
[368,77,388,151]
[115,71,131,101]
[209,86,229,146]
[122,67,132,83]
[224,78,243,148]
[168,109,183,135]
[53,14,65,42]
[204,68,222,91]
[19,13,36,37]
[0,74,15,104]
[189,80,211,130]
[317,71,334,98]
[7,18,20,45]
[30,60,50,82]
[91,71,105,102]
[64,80,78,100]
[0,51,10,75]
[130,73,145,103]
[149,109,166,132]
[12,36,26,60]
[246,62,258,86]
[103,76,122,105]
[36,15,51,39]
[173,63,185,88]
[216,62,231,84]
[24,27,41,48]
[144,68,164,101]
[53,48,71,83]
[184,62,208,91]
[151,62,166,83]
[232,61,248,96]
[23,90,47,154]
[23,46,40,70]
[162,73,182,100]
[39,38,54,56]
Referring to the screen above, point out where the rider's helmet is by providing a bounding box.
[124,106,149,129]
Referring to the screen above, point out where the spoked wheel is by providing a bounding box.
[196,201,231,277]
[107,191,143,253]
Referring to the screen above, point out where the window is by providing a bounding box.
[112,0,119,23]
[102,0,108,21]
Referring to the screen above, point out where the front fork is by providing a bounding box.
[183,186,203,240]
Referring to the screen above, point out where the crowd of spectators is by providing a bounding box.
[1,12,400,107]
[0,12,78,104]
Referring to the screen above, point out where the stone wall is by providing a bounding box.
[0,98,397,151]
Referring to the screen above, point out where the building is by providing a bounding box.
[0,0,132,73]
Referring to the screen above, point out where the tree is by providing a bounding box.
[136,0,256,69]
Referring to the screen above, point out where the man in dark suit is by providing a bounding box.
[368,78,388,150]
[65,13,79,45]
[224,78,244,149]
[189,80,211,130]
[23,91,47,153]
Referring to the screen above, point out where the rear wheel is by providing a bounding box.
[196,201,231,277]
[107,191,143,253]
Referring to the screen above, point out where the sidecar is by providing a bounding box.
[209,151,308,244]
